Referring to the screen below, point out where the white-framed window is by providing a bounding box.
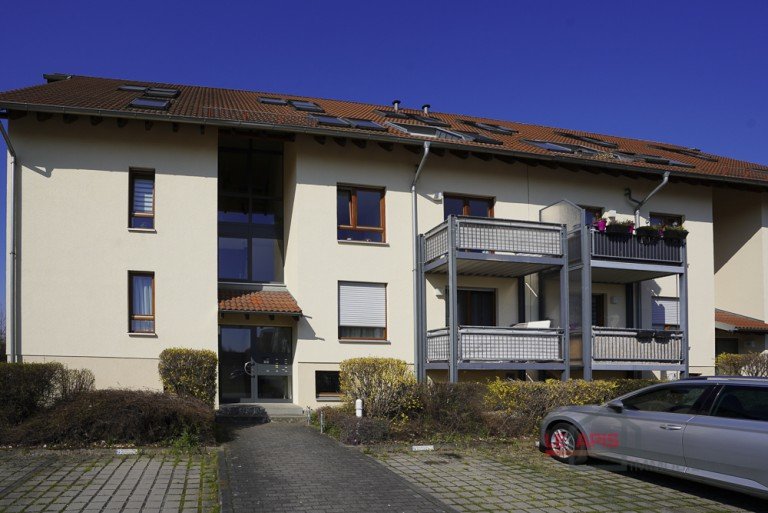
[338,281,387,340]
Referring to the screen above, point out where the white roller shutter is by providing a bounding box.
[652,297,679,326]
[133,178,154,214]
[339,282,386,328]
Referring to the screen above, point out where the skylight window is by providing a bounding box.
[455,131,503,145]
[555,132,618,149]
[387,122,464,141]
[259,97,288,105]
[118,85,148,92]
[311,115,352,127]
[614,152,695,168]
[348,119,386,131]
[128,98,170,110]
[407,114,451,127]
[524,140,576,153]
[289,100,324,113]
[648,145,719,162]
[462,120,517,135]
[145,87,180,98]
[374,109,409,119]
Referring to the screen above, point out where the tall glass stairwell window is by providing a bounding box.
[218,137,284,283]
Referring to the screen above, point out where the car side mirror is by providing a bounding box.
[606,400,624,413]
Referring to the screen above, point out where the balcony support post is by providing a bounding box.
[680,245,689,377]
[560,226,570,380]
[582,225,593,380]
[447,217,459,383]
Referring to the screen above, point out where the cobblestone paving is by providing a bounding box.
[0,450,218,513]
[220,423,456,513]
[373,443,766,513]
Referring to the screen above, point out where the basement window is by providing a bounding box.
[315,371,341,400]
[556,132,618,148]
[145,87,180,98]
[408,114,451,127]
[387,122,465,141]
[462,120,518,135]
[128,98,170,110]
[348,118,386,131]
[289,100,324,113]
[455,131,503,145]
[118,85,148,92]
[311,115,352,127]
[259,97,288,105]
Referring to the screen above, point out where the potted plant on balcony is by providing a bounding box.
[593,218,607,232]
[605,219,634,236]
[635,224,662,244]
[663,224,689,240]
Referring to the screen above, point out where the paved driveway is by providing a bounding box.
[373,442,766,513]
[0,450,217,513]
[219,423,455,513]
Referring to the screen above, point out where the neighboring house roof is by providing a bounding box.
[219,288,302,315]
[715,309,768,333]
[1,74,768,188]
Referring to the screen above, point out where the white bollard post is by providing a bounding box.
[355,398,363,418]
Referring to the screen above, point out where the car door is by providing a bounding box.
[587,384,712,469]
[683,385,768,494]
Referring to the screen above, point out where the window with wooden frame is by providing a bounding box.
[443,194,494,219]
[129,272,155,333]
[129,169,155,229]
[337,186,385,242]
[315,371,341,400]
[338,281,387,340]
[445,288,497,327]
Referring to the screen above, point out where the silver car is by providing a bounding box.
[539,377,768,499]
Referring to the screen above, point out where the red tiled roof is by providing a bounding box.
[715,309,768,333]
[1,74,767,186]
[219,288,301,315]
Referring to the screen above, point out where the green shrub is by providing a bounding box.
[0,362,95,426]
[158,348,217,407]
[716,352,768,377]
[486,378,659,435]
[409,382,488,436]
[2,389,215,447]
[339,357,416,418]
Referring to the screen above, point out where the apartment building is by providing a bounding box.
[2,74,767,407]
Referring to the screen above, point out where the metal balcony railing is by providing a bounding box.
[592,327,684,363]
[423,216,564,263]
[590,230,684,264]
[426,326,564,363]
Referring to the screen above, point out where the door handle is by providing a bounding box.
[659,424,683,430]
[244,361,254,377]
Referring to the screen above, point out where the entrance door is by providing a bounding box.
[219,326,293,404]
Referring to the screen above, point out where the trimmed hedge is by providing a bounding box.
[158,348,217,407]
[486,378,659,435]
[339,357,416,418]
[716,352,768,377]
[0,362,95,426]
[2,389,215,447]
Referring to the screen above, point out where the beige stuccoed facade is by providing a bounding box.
[6,115,761,408]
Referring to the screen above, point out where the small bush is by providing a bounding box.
[486,378,659,435]
[410,382,488,435]
[338,416,389,445]
[2,389,214,447]
[0,362,95,426]
[716,352,768,377]
[159,348,218,407]
[339,357,416,418]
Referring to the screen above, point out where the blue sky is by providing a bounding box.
[1,0,767,305]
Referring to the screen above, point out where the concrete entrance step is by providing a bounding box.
[215,402,307,425]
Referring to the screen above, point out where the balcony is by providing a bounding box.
[590,230,684,265]
[591,327,685,370]
[426,327,565,367]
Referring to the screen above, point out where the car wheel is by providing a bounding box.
[547,422,588,465]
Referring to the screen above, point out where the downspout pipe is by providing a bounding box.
[1,120,18,363]
[412,141,430,381]
[626,171,670,226]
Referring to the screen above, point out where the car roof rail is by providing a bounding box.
[680,375,768,381]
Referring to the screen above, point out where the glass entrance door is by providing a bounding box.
[219,326,293,404]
